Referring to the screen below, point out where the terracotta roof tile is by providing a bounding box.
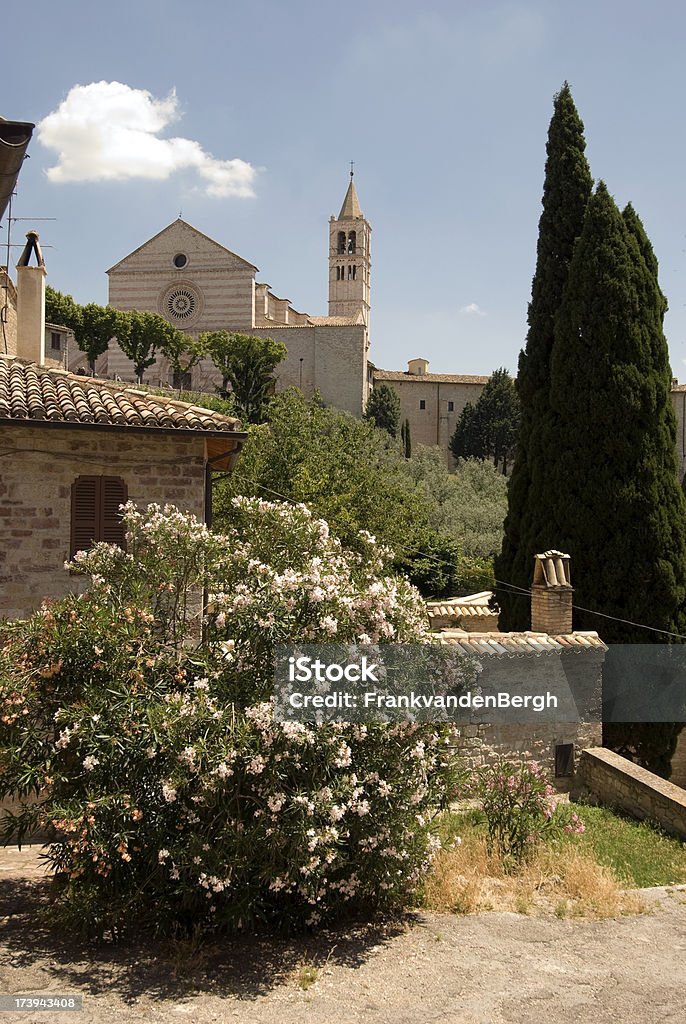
[434,629,607,657]
[374,369,490,385]
[0,358,243,436]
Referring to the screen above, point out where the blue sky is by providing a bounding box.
[4,0,686,377]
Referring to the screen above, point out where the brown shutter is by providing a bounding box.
[101,476,128,548]
[71,475,128,557]
[71,476,99,557]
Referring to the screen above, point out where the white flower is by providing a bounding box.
[82,755,99,772]
[162,782,177,803]
[158,849,170,863]
[247,755,266,775]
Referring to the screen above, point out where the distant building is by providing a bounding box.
[103,174,371,417]
[373,359,489,461]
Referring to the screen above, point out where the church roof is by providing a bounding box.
[338,178,363,219]
[374,368,490,385]
[106,218,258,274]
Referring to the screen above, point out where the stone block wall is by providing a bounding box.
[449,650,604,786]
[0,425,207,620]
[577,746,686,838]
[453,720,602,789]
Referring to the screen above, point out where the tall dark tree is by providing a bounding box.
[548,183,686,776]
[495,83,593,627]
[449,368,519,473]
[365,382,401,438]
[401,417,412,459]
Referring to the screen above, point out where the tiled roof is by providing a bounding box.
[0,358,243,436]
[307,315,364,326]
[435,629,607,657]
[374,369,489,384]
[672,383,686,393]
[427,592,499,623]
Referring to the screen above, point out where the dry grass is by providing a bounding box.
[424,833,646,919]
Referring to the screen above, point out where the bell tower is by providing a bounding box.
[328,166,371,326]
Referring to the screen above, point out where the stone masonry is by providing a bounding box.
[0,426,207,620]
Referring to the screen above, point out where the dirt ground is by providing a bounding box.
[2,845,686,1024]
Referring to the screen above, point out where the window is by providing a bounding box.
[419,400,426,410]
[337,231,346,254]
[555,743,575,778]
[71,475,128,557]
[50,332,61,351]
[173,253,188,268]
[173,369,193,390]
[347,231,356,254]
[448,400,454,412]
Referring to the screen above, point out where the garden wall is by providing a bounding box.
[576,746,686,838]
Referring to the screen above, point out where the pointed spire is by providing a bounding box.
[338,165,362,219]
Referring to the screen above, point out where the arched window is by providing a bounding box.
[337,232,346,254]
[347,231,356,254]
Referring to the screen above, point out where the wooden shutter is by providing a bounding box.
[101,477,128,548]
[71,475,128,557]
[71,476,99,557]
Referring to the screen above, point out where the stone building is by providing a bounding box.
[373,358,489,458]
[428,551,605,786]
[103,173,372,417]
[0,242,246,620]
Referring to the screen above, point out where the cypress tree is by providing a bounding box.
[365,383,401,438]
[401,417,412,458]
[495,83,593,627]
[449,369,519,472]
[548,183,686,776]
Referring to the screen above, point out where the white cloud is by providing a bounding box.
[460,303,486,316]
[37,81,256,198]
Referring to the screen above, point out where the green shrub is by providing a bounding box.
[0,499,466,937]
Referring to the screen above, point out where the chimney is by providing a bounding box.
[15,231,46,365]
[531,550,573,635]
[408,357,429,376]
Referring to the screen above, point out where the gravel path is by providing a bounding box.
[2,844,686,1024]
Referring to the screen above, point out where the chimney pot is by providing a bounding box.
[531,550,573,635]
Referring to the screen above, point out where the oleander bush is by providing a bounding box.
[0,499,465,938]
[477,759,584,864]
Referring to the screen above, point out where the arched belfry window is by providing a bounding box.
[347,231,356,254]
[337,231,346,254]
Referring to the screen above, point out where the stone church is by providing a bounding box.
[84,174,686,475]
[102,174,373,417]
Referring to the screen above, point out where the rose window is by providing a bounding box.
[166,287,197,321]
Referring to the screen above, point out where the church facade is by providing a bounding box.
[92,175,686,476]
[102,175,372,417]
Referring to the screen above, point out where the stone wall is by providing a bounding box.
[453,721,602,789]
[577,746,686,838]
[0,425,207,620]
[376,376,487,463]
[450,650,604,787]
[0,268,17,357]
